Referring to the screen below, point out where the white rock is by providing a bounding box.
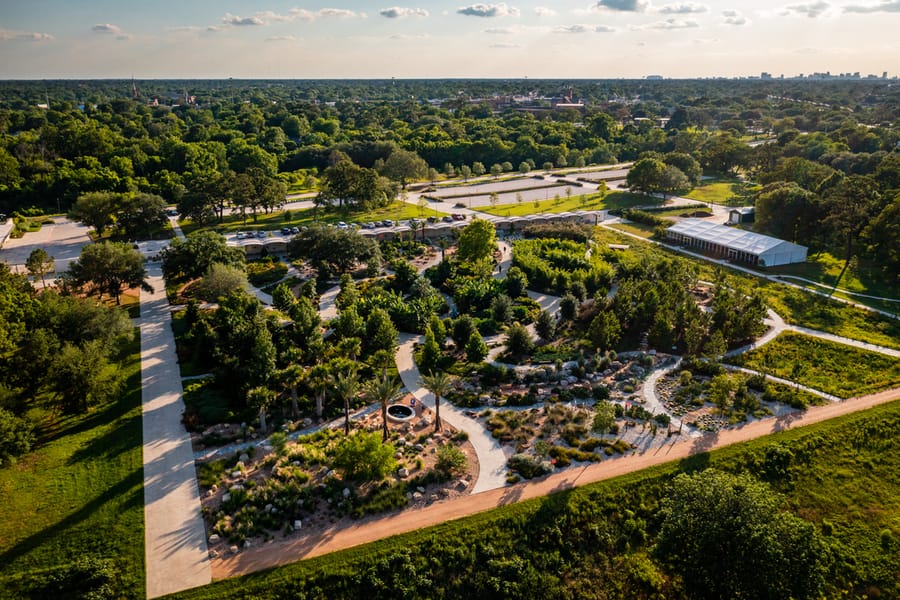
[265,503,273,513]
[342,487,351,498]
[229,545,239,554]
[394,451,403,459]
[243,540,251,549]
[209,549,219,558]
[208,534,221,544]
[293,520,302,530]
[222,493,231,503]
[416,486,426,494]
[231,470,242,478]
[412,491,423,500]
[397,467,410,478]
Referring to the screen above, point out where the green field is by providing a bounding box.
[478,191,662,217]
[726,332,900,398]
[684,181,760,207]
[179,202,448,236]
[0,335,145,599]
[168,400,900,599]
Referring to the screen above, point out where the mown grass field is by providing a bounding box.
[684,181,760,206]
[0,335,145,599]
[478,191,662,217]
[767,250,900,310]
[180,201,448,236]
[167,399,900,599]
[726,332,900,398]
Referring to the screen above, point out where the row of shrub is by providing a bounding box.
[512,238,613,296]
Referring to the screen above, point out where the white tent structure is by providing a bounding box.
[667,219,807,267]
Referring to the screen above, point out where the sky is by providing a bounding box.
[1,1,898,79]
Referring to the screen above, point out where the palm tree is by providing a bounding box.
[247,386,276,433]
[277,364,305,418]
[365,372,401,442]
[420,370,453,433]
[436,238,450,262]
[333,369,360,436]
[307,363,331,419]
[369,348,395,377]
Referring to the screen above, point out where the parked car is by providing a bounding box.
[291,226,300,234]
[442,216,454,223]
[382,219,394,227]
[427,216,438,223]
[256,231,267,238]
[281,227,291,235]
[452,214,466,221]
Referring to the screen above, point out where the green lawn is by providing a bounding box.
[726,332,900,398]
[179,202,448,236]
[684,181,760,207]
[0,335,145,599]
[477,191,662,217]
[608,222,656,239]
[168,400,900,599]
[768,251,899,305]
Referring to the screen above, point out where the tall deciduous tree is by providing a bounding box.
[25,248,54,287]
[456,218,497,264]
[380,148,427,189]
[68,191,119,235]
[67,241,153,304]
[656,470,828,600]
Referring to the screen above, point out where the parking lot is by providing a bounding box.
[0,218,92,279]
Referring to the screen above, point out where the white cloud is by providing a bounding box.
[381,7,429,18]
[221,13,265,26]
[217,8,361,29]
[266,35,296,41]
[722,9,749,24]
[457,3,521,17]
[389,33,430,39]
[485,26,516,33]
[554,24,616,33]
[843,0,900,12]
[782,1,831,17]
[595,0,650,12]
[0,28,54,41]
[658,2,708,14]
[534,6,557,16]
[555,24,594,33]
[92,23,124,34]
[490,42,521,47]
[318,8,365,18]
[638,17,700,28]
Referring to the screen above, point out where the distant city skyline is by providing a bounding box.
[1,1,898,79]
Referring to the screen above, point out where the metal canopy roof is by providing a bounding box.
[668,219,804,256]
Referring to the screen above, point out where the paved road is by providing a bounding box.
[140,264,211,598]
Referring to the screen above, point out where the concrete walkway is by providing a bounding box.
[395,333,511,493]
[140,264,211,598]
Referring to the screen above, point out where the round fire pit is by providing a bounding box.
[387,403,415,422]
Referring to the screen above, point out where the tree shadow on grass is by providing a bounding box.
[0,467,144,568]
[678,431,720,474]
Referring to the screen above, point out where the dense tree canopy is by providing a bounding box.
[656,470,828,600]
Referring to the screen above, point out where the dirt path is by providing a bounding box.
[209,387,900,581]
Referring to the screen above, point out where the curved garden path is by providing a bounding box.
[211,385,900,579]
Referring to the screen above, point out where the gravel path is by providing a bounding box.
[210,386,900,579]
